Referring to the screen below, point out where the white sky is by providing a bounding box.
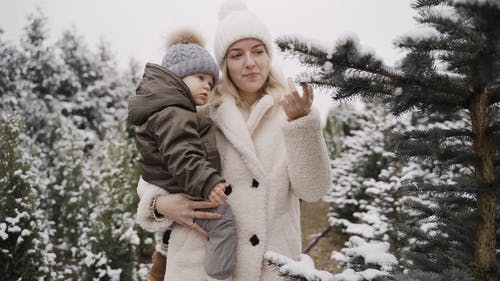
[0,0,418,123]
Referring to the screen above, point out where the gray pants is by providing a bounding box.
[195,203,237,280]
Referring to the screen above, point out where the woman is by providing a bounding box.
[135,1,332,280]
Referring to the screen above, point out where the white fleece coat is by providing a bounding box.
[136,94,332,281]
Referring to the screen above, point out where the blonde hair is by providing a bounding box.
[211,59,286,109]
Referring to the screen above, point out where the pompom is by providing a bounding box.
[218,0,247,21]
[166,28,205,48]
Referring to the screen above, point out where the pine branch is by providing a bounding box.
[403,228,473,272]
[434,195,476,210]
[392,269,474,281]
[344,60,470,104]
[387,89,465,115]
[411,0,444,9]
[450,0,500,10]
[404,197,477,226]
[396,128,474,143]
[335,75,394,100]
[415,73,469,98]
[396,35,477,55]
[264,251,333,281]
[278,35,471,106]
[395,140,479,166]
[415,7,485,49]
[394,53,470,102]
[403,199,441,222]
[276,35,394,81]
[303,225,333,254]
[402,177,485,194]
[276,35,333,69]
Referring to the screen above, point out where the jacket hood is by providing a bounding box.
[129,63,197,125]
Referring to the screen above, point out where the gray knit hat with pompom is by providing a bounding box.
[161,29,219,84]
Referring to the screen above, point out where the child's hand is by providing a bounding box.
[208,182,230,206]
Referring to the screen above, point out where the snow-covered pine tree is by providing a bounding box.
[0,29,22,111]
[79,123,140,281]
[0,115,53,280]
[17,9,62,146]
[323,102,433,274]
[275,0,499,280]
[326,103,400,241]
[10,13,96,277]
[1,10,146,279]
[44,25,141,280]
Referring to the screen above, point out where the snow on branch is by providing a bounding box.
[331,236,398,281]
[264,251,335,281]
[340,236,397,270]
[265,235,398,281]
[333,268,390,281]
[394,26,442,46]
[329,218,376,239]
[334,33,380,62]
[425,4,461,22]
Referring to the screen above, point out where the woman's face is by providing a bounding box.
[226,38,270,95]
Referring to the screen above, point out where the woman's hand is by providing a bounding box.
[155,193,221,237]
[282,77,314,121]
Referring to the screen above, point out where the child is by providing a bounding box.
[129,29,236,281]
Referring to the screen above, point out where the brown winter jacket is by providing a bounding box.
[129,63,224,199]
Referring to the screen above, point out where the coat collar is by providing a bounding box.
[246,94,274,136]
[210,94,275,181]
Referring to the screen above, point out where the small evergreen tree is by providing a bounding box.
[0,29,23,106]
[324,103,429,263]
[79,122,141,281]
[0,115,51,280]
[1,10,145,280]
[276,0,499,280]
[18,9,62,145]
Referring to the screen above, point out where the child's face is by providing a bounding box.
[182,73,214,106]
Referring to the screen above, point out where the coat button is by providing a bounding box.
[250,234,259,246]
[251,179,259,188]
[224,185,232,195]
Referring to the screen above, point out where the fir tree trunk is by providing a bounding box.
[470,89,497,281]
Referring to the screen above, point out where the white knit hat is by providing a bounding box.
[214,0,273,66]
